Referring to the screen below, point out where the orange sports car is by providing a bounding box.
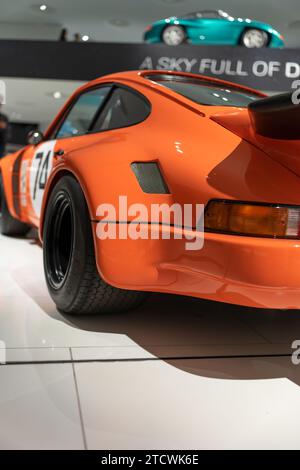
[1,70,300,314]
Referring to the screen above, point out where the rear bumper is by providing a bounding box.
[93,223,300,309]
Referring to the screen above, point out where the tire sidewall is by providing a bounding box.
[43,176,92,311]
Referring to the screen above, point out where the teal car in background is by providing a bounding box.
[144,10,284,48]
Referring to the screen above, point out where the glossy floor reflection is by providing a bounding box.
[0,232,300,448]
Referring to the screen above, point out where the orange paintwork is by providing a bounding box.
[1,70,300,309]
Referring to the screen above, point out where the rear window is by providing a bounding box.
[146,75,260,108]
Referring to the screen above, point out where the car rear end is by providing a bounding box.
[135,72,300,309]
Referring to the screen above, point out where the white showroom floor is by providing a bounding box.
[1,231,300,449]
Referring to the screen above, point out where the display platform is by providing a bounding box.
[0,231,300,449]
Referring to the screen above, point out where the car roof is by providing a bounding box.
[45,70,264,139]
[84,70,264,98]
[180,10,228,17]
[184,10,220,14]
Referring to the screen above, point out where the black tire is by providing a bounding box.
[0,175,30,236]
[43,175,148,315]
[240,29,269,48]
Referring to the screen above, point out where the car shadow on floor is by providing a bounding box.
[13,232,300,386]
[60,293,300,386]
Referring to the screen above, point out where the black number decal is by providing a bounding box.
[32,150,51,200]
[38,151,50,190]
[33,152,44,200]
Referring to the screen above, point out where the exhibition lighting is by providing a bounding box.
[39,4,47,11]
[82,35,90,42]
[205,200,300,238]
[52,91,62,99]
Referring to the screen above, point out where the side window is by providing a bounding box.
[201,11,220,18]
[91,87,150,132]
[56,86,111,139]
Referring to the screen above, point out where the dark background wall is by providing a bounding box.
[1,40,300,91]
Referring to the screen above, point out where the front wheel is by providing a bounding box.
[162,25,186,46]
[43,175,148,315]
[241,29,269,48]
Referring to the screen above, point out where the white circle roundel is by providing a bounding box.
[30,140,56,218]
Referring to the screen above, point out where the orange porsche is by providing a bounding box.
[1,70,300,314]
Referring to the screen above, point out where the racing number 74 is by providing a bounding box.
[33,151,51,200]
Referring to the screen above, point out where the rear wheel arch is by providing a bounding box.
[39,169,105,282]
[42,173,147,314]
[39,169,94,241]
[161,22,187,34]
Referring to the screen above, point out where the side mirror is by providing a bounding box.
[27,130,44,146]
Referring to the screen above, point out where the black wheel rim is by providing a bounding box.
[46,191,74,290]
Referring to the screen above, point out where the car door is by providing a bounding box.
[186,12,232,44]
[21,85,112,226]
[17,139,58,227]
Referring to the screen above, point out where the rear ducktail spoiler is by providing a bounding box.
[211,93,300,178]
[248,92,300,140]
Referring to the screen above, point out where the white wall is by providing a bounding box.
[0,22,61,41]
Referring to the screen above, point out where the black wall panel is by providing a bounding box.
[0,40,300,91]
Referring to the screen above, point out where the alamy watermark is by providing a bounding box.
[96,196,205,251]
